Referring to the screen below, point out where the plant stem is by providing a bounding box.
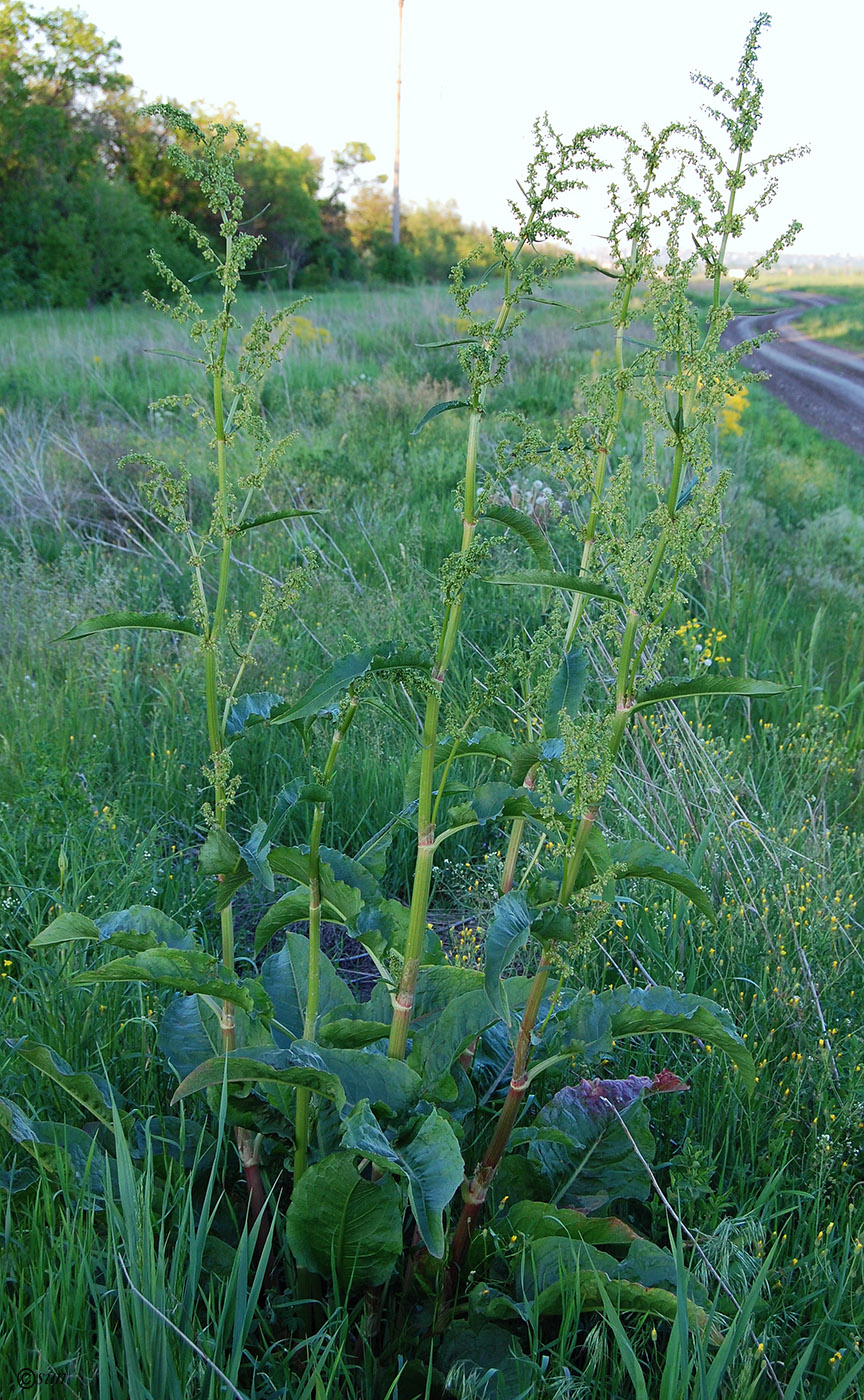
[448,952,552,1277]
[294,692,359,1182]
[387,243,531,1059]
[452,540,644,1260]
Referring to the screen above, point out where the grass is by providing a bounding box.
[780,274,864,353]
[1,272,863,1397]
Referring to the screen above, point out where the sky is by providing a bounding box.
[74,0,860,259]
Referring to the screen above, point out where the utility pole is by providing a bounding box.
[392,0,403,246]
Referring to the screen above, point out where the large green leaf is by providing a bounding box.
[11,1039,119,1128]
[506,1199,641,1248]
[284,1153,404,1287]
[268,847,366,913]
[198,826,245,877]
[267,651,374,726]
[541,990,615,1062]
[255,890,314,948]
[631,675,784,712]
[523,1236,716,1335]
[609,840,715,923]
[170,1046,346,1109]
[411,987,494,1098]
[70,948,265,1012]
[411,965,485,1024]
[30,912,100,947]
[411,978,534,1100]
[318,846,380,903]
[157,993,275,1080]
[544,647,587,738]
[287,1042,422,1116]
[602,985,755,1092]
[510,741,541,786]
[158,995,220,1080]
[57,612,198,641]
[438,1322,540,1400]
[487,569,623,603]
[260,935,352,1042]
[238,819,274,892]
[256,849,365,946]
[318,1015,392,1049]
[351,896,423,970]
[198,827,252,911]
[0,1096,108,1190]
[484,892,532,1027]
[340,1100,464,1257]
[225,691,284,737]
[96,905,194,951]
[482,503,554,570]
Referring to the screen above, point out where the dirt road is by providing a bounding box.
[722,293,864,455]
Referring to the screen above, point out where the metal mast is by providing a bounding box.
[392,0,404,245]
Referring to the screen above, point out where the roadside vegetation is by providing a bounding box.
[795,281,864,354]
[1,17,863,1400]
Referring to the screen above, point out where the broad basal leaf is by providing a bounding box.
[288,1041,422,1116]
[318,1015,392,1049]
[170,1045,346,1108]
[71,948,265,1012]
[284,1152,403,1286]
[0,1096,108,1190]
[524,1236,716,1335]
[158,995,220,1080]
[97,905,194,951]
[438,1322,540,1400]
[506,1199,641,1248]
[340,1100,464,1257]
[157,993,275,1080]
[11,1039,119,1128]
[529,1092,655,1209]
[260,935,352,1042]
[30,912,100,947]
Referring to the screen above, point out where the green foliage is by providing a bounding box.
[8,18,860,1400]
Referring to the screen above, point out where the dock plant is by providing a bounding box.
[12,14,807,1384]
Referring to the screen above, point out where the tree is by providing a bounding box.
[0,2,194,306]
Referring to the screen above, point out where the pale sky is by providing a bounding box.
[75,0,859,258]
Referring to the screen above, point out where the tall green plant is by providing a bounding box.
[14,15,808,1385]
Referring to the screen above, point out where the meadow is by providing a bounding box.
[2,112,864,1395]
